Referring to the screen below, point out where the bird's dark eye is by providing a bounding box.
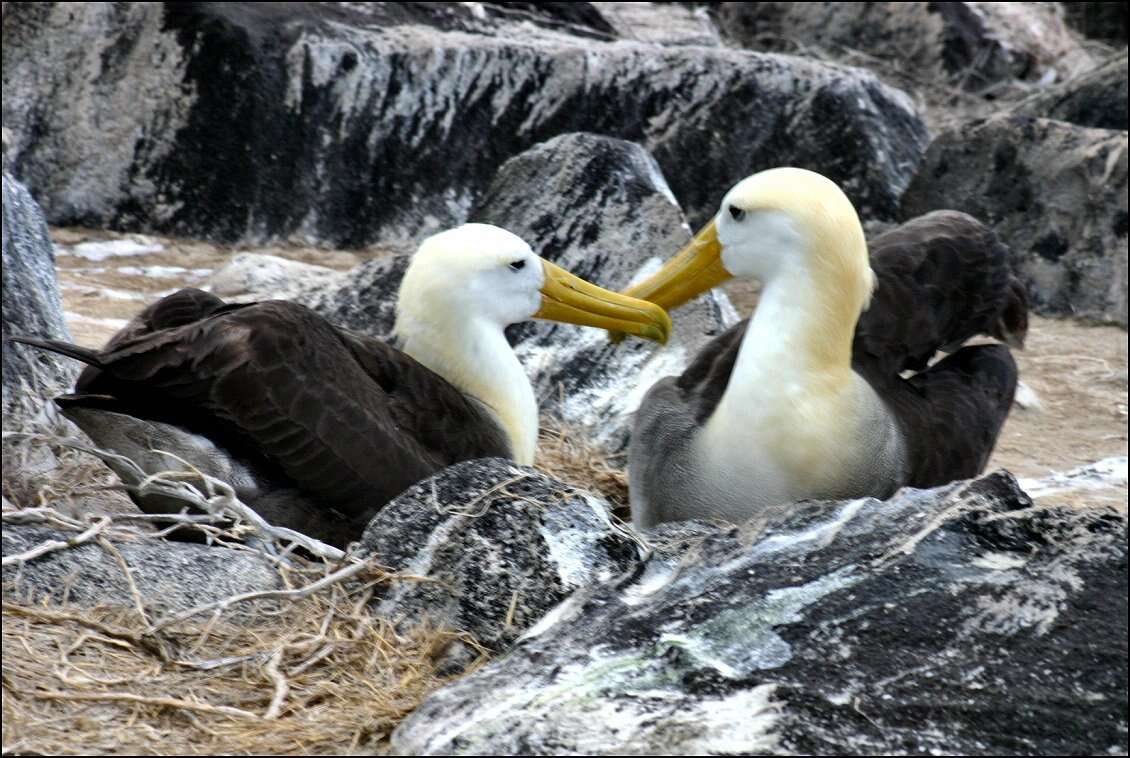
[729,205,746,221]
[509,259,526,271]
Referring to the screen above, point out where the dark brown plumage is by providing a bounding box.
[672,210,1025,489]
[16,289,510,544]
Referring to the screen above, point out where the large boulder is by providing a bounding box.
[391,473,1128,755]
[3,524,282,615]
[1,172,75,423]
[714,2,1096,91]
[3,2,927,246]
[1010,51,1128,131]
[902,116,1128,326]
[361,458,640,665]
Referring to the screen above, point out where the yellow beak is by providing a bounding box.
[621,219,732,312]
[535,259,672,344]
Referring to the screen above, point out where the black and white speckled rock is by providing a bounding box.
[1009,51,1128,131]
[360,458,640,663]
[391,473,1128,755]
[902,115,1128,326]
[2,172,76,422]
[4,2,927,245]
[3,524,282,616]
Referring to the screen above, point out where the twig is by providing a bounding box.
[1,516,111,566]
[262,649,290,720]
[34,690,260,720]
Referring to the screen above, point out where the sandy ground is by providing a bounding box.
[49,226,1128,506]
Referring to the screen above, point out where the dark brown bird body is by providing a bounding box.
[18,289,510,546]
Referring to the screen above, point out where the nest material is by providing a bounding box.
[1,430,491,755]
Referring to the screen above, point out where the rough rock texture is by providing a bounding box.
[3,524,282,614]
[3,2,927,245]
[591,2,719,47]
[715,2,1096,91]
[360,458,639,661]
[392,473,1128,755]
[2,172,75,422]
[902,116,1128,326]
[1010,51,1129,130]
[212,133,738,449]
[207,252,349,302]
[473,133,736,449]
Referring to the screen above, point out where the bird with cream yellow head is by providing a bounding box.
[622,167,1024,528]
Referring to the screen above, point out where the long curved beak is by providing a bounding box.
[535,259,672,344]
[620,219,732,311]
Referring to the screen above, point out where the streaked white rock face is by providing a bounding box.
[391,472,1127,755]
[3,2,928,246]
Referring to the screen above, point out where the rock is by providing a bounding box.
[1010,51,1128,131]
[3,524,282,615]
[3,2,927,245]
[360,458,640,666]
[714,2,1096,91]
[591,2,719,47]
[902,116,1128,326]
[391,473,1128,755]
[473,132,737,449]
[1018,455,1128,509]
[2,172,75,423]
[1062,2,1129,46]
[208,252,348,302]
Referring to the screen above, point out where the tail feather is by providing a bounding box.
[8,336,103,368]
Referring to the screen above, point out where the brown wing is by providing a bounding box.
[853,211,1027,380]
[20,290,511,517]
[879,344,1018,487]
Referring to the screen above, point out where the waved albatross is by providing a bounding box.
[620,168,1027,528]
[16,223,671,546]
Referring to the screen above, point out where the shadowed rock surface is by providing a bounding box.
[1010,50,1128,130]
[903,115,1128,326]
[2,172,75,422]
[361,458,639,665]
[2,524,282,615]
[391,472,1128,755]
[3,2,928,245]
[714,2,1096,91]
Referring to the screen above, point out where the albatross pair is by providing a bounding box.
[17,225,669,546]
[20,168,1025,541]
[624,168,1026,528]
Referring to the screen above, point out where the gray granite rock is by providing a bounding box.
[2,172,75,423]
[391,472,1128,755]
[3,524,282,615]
[714,2,1096,92]
[4,2,927,245]
[1010,51,1128,131]
[473,132,737,450]
[902,115,1128,326]
[361,458,640,664]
